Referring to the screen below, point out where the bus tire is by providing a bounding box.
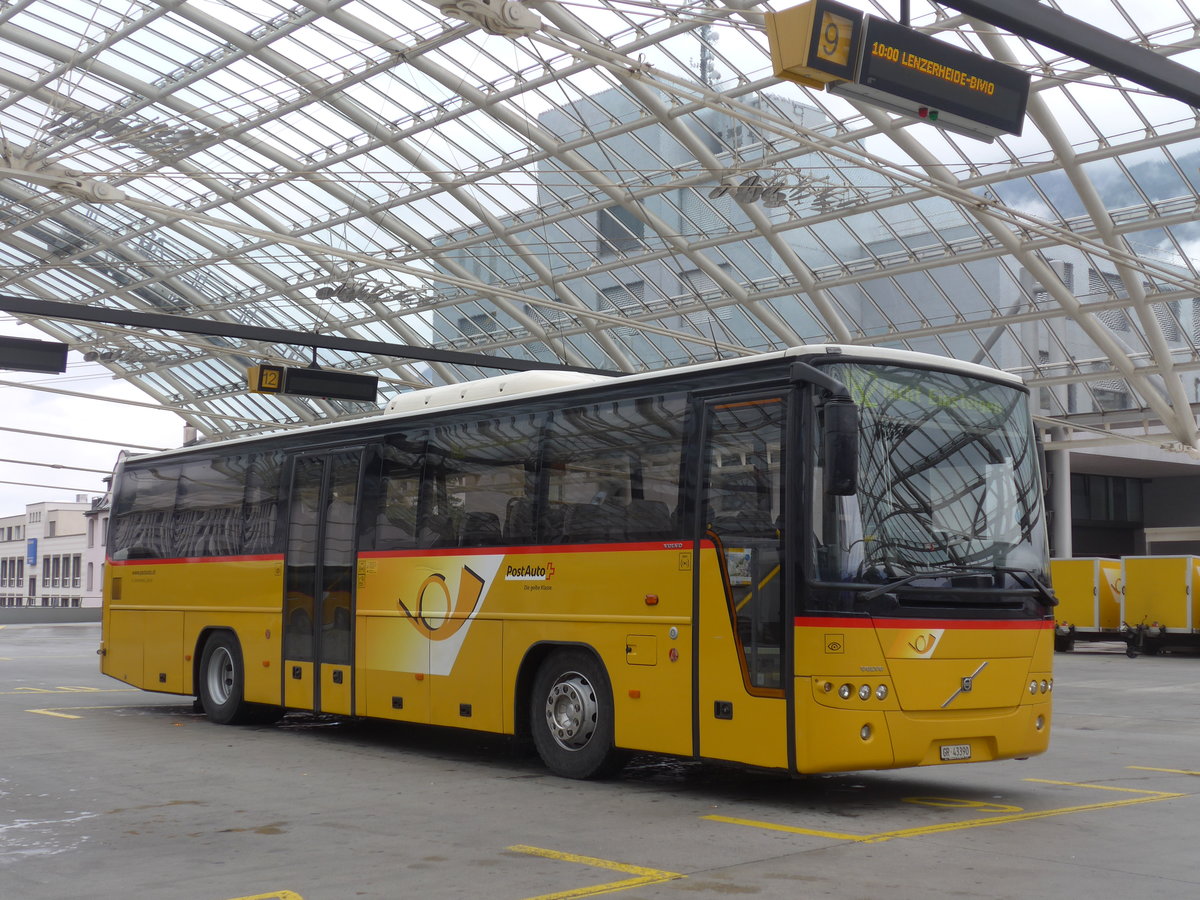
[198,632,259,725]
[531,649,624,779]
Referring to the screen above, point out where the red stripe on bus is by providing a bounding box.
[796,616,1053,630]
[108,554,284,566]
[359,540,700,560]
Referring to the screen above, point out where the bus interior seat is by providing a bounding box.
[460,511,502,546]
[561,501,624,543]
[418,513,458,547]
[625,499,672,540]
[504,497,536,544]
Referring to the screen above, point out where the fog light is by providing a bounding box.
[860,723,872,741]
[875,684,888,701]
[839,683,853,700]
[1035,715,1045,731]
[858,684,871,701]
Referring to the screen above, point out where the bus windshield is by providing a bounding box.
[814,362,1049,607]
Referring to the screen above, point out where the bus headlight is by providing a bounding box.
[839,683,853,700]
[858,684,871,701]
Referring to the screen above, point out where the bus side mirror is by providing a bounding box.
[823,399,858,496]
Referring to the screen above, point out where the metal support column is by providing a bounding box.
[1049,429,1072,559]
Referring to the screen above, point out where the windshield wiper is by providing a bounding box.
[860,569,958,601]
[990,565,1058,607]
[858,564,1058,606]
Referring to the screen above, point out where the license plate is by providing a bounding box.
[940,743,972,761]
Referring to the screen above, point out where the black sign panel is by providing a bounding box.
[857,16,1030,136]
[0,335,69,373]
[282,366,378,403]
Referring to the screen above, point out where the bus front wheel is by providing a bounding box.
[531,649,624,779]
[198,632,259,725]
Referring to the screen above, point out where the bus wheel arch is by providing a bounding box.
[196,629,280,726]
[528,644,624,779]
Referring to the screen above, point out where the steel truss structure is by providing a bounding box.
[1,0,1199,457]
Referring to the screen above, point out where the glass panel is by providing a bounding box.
[543,393,686,545]
[320,452,360,666]
[424,413,542,548]
[703,397,786,690]
[363,435,426,552]
[110,463,184,560]
[285,457,324,662]
[244,450,285,555]
[814,363,1049,610]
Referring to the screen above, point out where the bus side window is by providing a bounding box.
[366,437,424,552]
[110,464,184,560]
[426,413,542,548]
[244,450,284,556]
[543,391,686,545]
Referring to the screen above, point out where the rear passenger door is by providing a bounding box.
[283,448,364,715]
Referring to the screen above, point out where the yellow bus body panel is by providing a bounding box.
[103,547,1051,775]
[355,545,694,755]
[1050,558,1122,631]
[102,557,284,705]
[1122,555,1199,631]
[793,619,1052,773]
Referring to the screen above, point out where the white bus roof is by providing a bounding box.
[126,344,1026,459]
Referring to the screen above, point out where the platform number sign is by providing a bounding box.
[804,0,863,82]
[816,7,854,68]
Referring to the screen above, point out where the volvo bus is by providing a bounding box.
[101,345,1055,779]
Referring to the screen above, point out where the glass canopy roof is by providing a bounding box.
[2,0,1199,459]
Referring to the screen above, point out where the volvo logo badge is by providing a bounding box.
[942,662,989,708]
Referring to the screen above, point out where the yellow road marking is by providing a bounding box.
[509,844,684,899]
[1128,765,1200,776]
[26,708,84,719]
[2,687,132,695]
[25,705,136,718]
[705,780,1184,844]
[226,892,304,900]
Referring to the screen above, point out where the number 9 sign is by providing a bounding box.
[817,10,853,66]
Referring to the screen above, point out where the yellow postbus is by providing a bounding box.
[101,345,1055,779]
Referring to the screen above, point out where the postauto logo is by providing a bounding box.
[504,562,555,582]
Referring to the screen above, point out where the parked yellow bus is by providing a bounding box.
[101,345,1054,778]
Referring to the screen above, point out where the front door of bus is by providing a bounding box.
[696,394,791,770]
[284,449,362,715]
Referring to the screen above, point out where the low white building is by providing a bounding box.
[0,495,104,608]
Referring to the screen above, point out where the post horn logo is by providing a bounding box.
[398,566,485,640]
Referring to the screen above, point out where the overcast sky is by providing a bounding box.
[1,318,186,516]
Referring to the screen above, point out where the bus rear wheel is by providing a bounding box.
[198,632,279,725]
[531,649,623,779]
